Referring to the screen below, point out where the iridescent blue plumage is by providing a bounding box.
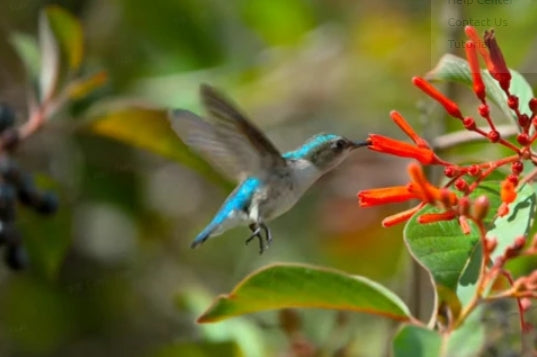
[191,177,261,247]
[282,134,338,160]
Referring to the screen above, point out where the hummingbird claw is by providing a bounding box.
[247,223,271,254]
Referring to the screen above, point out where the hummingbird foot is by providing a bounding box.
[246,223,272,254]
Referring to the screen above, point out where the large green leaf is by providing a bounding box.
[426,54,534,125]
[197,263,412,323]
[404,182,500,293]
[86,107,232,190]
[393,308,484,357]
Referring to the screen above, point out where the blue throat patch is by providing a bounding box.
[282,134,338,160]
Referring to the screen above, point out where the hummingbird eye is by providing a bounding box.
[331,139,346,152]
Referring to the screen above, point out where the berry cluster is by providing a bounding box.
[0,104,58,270]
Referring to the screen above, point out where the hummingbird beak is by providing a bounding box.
[350,139,370,149]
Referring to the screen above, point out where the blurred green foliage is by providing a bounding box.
[0,0,536,356]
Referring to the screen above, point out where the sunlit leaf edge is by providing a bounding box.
[198,263,412,323]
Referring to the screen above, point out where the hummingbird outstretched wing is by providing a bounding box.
[168,84,286,181]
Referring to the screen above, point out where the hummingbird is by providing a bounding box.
[169,84,368,254]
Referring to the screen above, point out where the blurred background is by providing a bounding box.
[0,0,537,356]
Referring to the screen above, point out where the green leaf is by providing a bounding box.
[38,8,60,101]
[152,341,243,357]
[426,54,534,125]
[393,309,484,357]
[86,107,232,190]
[444,307,485,357]
[19,176,71,279]
[488,183,536,263]
[197,263,412,323]
[458,183,536,305]
[393,325,441,357]
[10,33,41,82]
[44,5,83,71]
[404,182,501,307]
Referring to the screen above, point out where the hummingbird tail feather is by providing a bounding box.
[190,224,217,249]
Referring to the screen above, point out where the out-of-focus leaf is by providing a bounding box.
[152,341,243,357]
[67,71,108,100]
[18,175,70,279]
[392,325,440,357]
[44,5,83,71]
[404,182,501,309]
[489,184,536,263]
[87,107,232,190]
[393,309,484,357]
[240,0,315,46]
[197,263,412,323]
[176,289,265,357]
[10,33,41,82]
[426,54,534,125]
[445,307,485,357]
[38,8,60,102]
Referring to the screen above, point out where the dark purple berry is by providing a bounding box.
[0,183,16,221]
[5,243,27,270]
[0,104,15,132]
[35,192,58,215]
[0,223,19,245]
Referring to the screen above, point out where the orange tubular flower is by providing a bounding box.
[412,77,463,120]
[390,111,430,148]
[358,185,418,207]
[464,26,492,66]
[407,163,457,206]
[368,134,438,164]
[418,211,456,224]
[381,204,423,228]
[464,41,485,101]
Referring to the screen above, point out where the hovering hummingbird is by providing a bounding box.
[169,84,369,254]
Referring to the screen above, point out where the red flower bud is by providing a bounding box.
[455,178,468,192]
[468,165,481,177]
[518,114,529,128]
[484,30,511,91]
[478,104,489,117]
[507,95,518,110]
[463,117,476,130]
[487,130,500,143]
[472,195,489,222]
[444,166,459,178]
[529,98,537,114]
[458,196,470,216]
[512,161,523,175]
[517,133,530,146]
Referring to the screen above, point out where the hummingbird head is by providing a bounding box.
[283,134,369,171]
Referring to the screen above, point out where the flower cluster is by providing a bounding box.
[358,25,537,230]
